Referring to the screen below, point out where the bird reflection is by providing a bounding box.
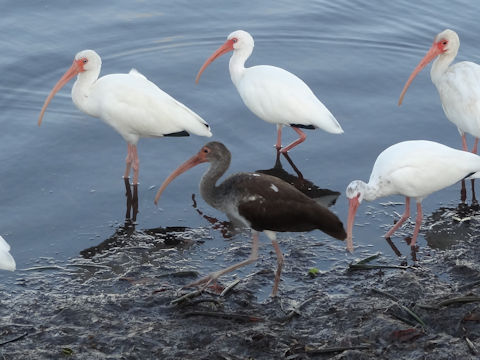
[80,219,193,259]
[460,179,478,205]
[124,178,139,222]
[424,201,480,250]
[257,151,341,208]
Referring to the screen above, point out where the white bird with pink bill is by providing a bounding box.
[38,49,212,221]
[346,140,480,252]
[195,30,343,154]
[399,29,480,153]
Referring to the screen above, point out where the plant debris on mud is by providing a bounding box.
[1,205,480,360]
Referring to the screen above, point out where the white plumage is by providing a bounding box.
[0,236,15,271]
[346,140,480,251]
[399,29,480,152]
[196,30,342,153]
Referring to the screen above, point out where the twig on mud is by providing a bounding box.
[0,332,28,347]
[184,311,263,322]
[372,289,426,328]
[356,253,381,265]
[220,279,241,297]
[418,296,480,309]
[465,337,478,355]
[157,270,199,278]
[20,265,68,272]
[280,295,321,324]
[170,289,204,305]
[304,344,371,355]
[458,279,480,291]
[181,299,223,308]
[348,253,409,271]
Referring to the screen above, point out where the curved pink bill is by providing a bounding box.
[346,197,360,253]
[154,150,208,205]
[38,59,83,126]
[195,39,235,84]
[398,42,442,106]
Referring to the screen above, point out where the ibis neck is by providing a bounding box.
[229,47,251,85]
[71,68,101,117]
[430,52,456,85]
[199,158,230,209]
[358,180,381,202]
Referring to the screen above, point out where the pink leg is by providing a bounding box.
[384,197,410,239]
[279,127,307,153]
[275,125,283,151]
[131,145,139,185]
[124,144,134,179]
[264,231,283,297]
[187,231,260,289]
[473,138,479,154]
[462,134,468,151]
[410,202,423,247]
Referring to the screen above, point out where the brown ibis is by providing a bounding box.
[155,141,346,296]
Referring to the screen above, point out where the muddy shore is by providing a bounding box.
[1,206,480,359]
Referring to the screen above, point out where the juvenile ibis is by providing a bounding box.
[346,140,480,251]
[38,50,212,220]
[155,141,346,296]
[399,29,480,153]
[0,236,15,271]
[195,30,343,153]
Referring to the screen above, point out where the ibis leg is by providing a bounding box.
[473,138,479,154]
[270,236,284,297]
[280,127,306,153]
[186,231,260,289]
[384,197,410,239]
[275,124,283,151]
[410,202,423,247]
[462,134,468,152]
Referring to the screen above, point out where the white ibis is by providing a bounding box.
[0,236,15,271]
[399,29,480,153]
[38,50,212,220]
[154,141,346,296]
[195,30,343,153]
[346,140,480,251]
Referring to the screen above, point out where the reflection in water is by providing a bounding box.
[124,178,139,222]
[424,201,480,250]
[80,220,193,259]
[256,151,341,208]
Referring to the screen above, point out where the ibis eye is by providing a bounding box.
[232,38,238,43]
[442,40,448,45]
[203,148,210,154]
[82,58,88,64]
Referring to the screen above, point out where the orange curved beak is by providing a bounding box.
[154,149,209,205]
[195,39,235,84]
[38,59,83,126]
[346,196,360,253]
[398,42,443,106]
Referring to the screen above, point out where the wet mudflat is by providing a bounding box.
[2,201,480,359]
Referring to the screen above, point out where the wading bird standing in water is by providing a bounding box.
[38,50,212,221]
[195,30,343,154]
[155,141,346,296]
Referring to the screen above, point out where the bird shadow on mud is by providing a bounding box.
[80,150,343,258]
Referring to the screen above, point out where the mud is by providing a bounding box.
[1,204,480,359]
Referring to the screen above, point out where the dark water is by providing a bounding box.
[1,0,479,285]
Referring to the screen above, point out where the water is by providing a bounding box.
[1,0,479,284]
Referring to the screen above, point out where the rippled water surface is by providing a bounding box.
[1,0,480,285]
